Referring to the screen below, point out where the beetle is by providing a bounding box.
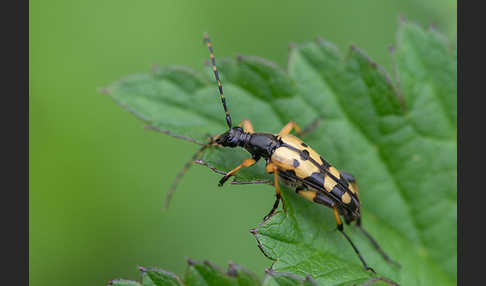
[165,33,399,272]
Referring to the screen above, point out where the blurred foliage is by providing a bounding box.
[30,1,456,286]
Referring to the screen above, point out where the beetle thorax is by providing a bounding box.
[244,133,279,159]
[216,128,279,159]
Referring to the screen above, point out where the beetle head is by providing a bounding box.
[215,127,244,147]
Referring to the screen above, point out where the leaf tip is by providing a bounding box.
[428,22,439,30]
[227,262,238,277]
[399,14,407,23]
[349,44,378,68]
[98,87,111,95]
[187,258,196,266]
[288,42,296,50]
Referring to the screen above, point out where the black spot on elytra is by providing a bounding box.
[313,192,334,207]
[320,156,331,169]
[308,172,325,187]
[295,186,305,192]
[339,174,350,187]
[293,159,300,168]
[300,150,310,160]
[341,171,356,183]
[301,142,308,147]
[330,185,345,202]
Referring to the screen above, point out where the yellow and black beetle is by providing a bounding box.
[166,34,399,273]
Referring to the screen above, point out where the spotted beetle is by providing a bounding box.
[165,33,399,273]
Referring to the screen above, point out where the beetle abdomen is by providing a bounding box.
[271,134,360,214]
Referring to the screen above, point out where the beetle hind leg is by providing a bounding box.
[298,190,375,272]
[342,171,399,267]
[357,218,401,268]
[333,206,375,273]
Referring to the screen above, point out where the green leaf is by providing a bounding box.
[262,271,318,286]
[141,267,183,286]
[112,260,310,286]
[109,279,142,286]
[184,259,238,286]
[227,262,262,286]
[105,19,456,286]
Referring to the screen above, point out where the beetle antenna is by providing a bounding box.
[204,33,232,129]
[164,144,209,209]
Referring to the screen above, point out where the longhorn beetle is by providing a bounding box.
[165,33,399,273]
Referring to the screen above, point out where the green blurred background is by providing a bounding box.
[29,1,456,285]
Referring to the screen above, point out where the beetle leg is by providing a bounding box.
[279,119,320,137]
[300,118,320,137]
[294,187,335,207]
[194,159,272,185]
[263,163,284,221]
[356,218,401,268]
[278,121,303,136]
[341,171,398,266]
[218,158,257,186]
[333,206,375,273]
[238,119,255,133]
[230,179,272,185]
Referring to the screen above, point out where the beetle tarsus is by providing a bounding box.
[218,176,230,186]
[366,267,376,274]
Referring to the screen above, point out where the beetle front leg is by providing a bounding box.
[278,119,320,137]
[218,158,257,186]
[300,118,320,137]
[278,121,303,136]
[238,119,255,133]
